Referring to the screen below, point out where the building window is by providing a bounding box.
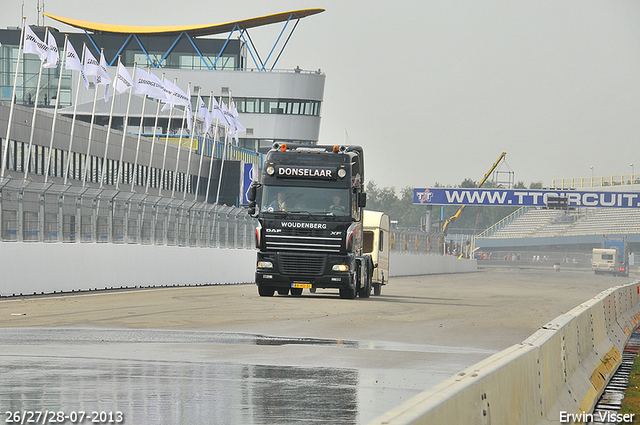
[233,97,320,116]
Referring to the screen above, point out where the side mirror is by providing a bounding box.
[248,184,257,202]
[358,192,367,208]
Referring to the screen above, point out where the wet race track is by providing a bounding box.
[0,268,632,424]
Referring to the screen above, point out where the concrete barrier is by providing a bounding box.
[0,243,476,297]
[0,242,257,296]
[368,281,640,425]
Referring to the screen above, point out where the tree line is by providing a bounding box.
[365,179,544,234]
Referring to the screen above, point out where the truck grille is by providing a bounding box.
[279,254,326,276]
[265,229,342,253]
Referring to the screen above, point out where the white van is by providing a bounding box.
[363,211,390,295]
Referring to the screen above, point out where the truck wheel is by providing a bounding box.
[339,285,356,299]
[258,286,275,297]
[277,288,290,295]
[291,288,303,296]
[373,283,381,296]
[358,263,371,298]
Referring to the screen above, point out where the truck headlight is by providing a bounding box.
[258,261,273,268]
[332,264,349,272]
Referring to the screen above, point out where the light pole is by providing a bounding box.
[632,163,635,184]
[590,166,594,187]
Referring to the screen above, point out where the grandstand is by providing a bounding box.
[473,180,640,254]
[476,205,640,250]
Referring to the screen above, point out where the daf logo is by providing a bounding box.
[330,231,342,236]
[266,228,282,233]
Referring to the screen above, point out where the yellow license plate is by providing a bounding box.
[292,283,312,289]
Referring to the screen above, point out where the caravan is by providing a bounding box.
[363,211,390,296]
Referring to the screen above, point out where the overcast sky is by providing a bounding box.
[3,0,640,191]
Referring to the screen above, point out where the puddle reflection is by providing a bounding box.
[1,359,358,425]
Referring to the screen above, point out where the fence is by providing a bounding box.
[0,179,255,249]
[390,229,442,254]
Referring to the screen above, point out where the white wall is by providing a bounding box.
[0,244,477,297]
[0,243,256,296]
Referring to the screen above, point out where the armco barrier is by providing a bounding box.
[368,281,640,425]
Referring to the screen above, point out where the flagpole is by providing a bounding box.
[171,82,191,198]
[2,17,26,180]
[81,46,103,186]
[204,92,219,204]
[99,55,122,188]
[22,30,48,181]
[215,123,229,205]
[44,34,67,182]
[64,44,86,185]
[157,75,175,196]
[116,64,136,190]
[144,73,164,194]
[183,85,199,199]
[194,93,212,200]
[130,67,151,192]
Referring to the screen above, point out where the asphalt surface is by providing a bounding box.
[0,267,632,424]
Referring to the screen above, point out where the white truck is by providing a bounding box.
[592,236,629,277]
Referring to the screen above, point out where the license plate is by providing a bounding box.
[291,283,312,289]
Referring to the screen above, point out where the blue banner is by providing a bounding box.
[413,188,640,208]
[242,163,257,205]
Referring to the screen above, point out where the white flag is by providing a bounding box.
[231,101,246,133]
[221,101,240,131]
[162,79,192,131]
[114,62,133,94]
[213,99,231,127]
[197,95,212,133]
[133,67,167,100]
[65,41,89,89]
[163,79,190,107]
[98,51,112,101]
[229,101,245,145]
[84,48,111,90]
[23,26,49,62]
[43,31,59,69]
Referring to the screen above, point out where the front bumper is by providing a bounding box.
[255,251,355,290]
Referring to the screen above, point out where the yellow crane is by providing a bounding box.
[441,152,507,235]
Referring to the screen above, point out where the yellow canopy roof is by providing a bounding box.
[43,9,324,36]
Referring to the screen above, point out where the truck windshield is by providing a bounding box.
[260,185,351,216]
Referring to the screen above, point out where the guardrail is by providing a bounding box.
[368,280,640,425]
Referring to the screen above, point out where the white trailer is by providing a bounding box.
[363,211,390,296]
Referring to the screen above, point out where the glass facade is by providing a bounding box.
[0,43,72,107]
[234,97,321,116]
[0,27,243,105]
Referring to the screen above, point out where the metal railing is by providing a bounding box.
[0,179,255,249]
[389,229,441,254]
[552,175,640,188]
[476,206,528,238]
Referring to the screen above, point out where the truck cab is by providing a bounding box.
[248,143,373,299]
